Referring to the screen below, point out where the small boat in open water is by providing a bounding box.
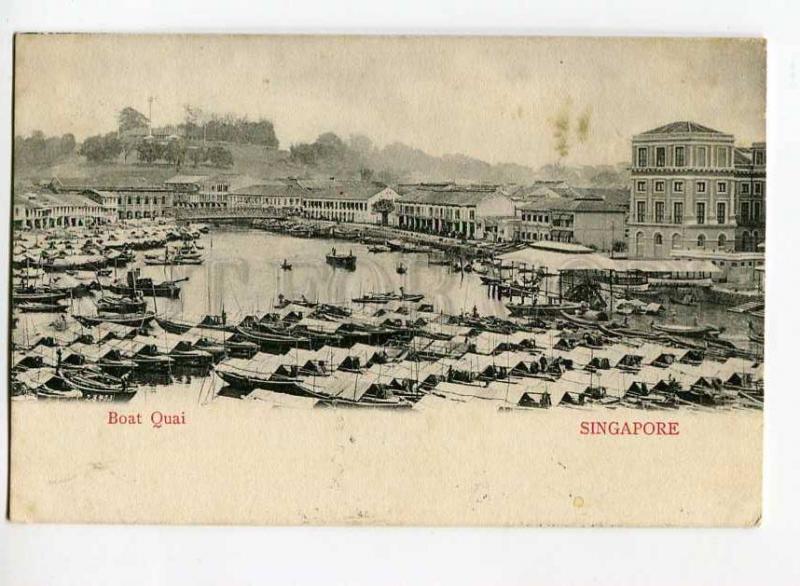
[325,248,357,270]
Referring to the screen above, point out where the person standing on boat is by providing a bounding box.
[56,347,62,372]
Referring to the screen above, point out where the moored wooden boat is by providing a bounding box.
[108,270,185,298]
[59,368,138,402]
[94,293,147,314]
[13,286,70,304]
[506,301,581,317]
[651,322,719,338]
[325,249,357,270]
[75,311,156,328]
[235,324,313,353]
[16,301,69,313]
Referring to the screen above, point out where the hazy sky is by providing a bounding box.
[14,35,766,167]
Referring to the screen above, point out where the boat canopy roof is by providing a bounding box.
[612,259,721,274]
[185,327,234,343]
[15,367,58,388]
[500,247,617,272]
[296,317,342,334]
[312,371,378,401]
[93,321,137,341]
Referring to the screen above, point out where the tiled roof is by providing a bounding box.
[231,181,308,197]
[14,194,46,209]
[640,121,725,135]
[302,182,390,201]
[398,188,502,206]
[572,187,630,209]
[15,191,103,209]
[518,197,572,211]
[734,147,753,166]
[519,196,625,213]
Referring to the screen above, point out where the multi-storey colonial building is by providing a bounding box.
[628,121,739,258]
[13,190,112,229]
[301,181,400,225]
[48,178,174,220]
[734,142,766,251]
[227,180,306,214]
[396,187,515,240]
[515,197,627,252]
[165,173,259,208]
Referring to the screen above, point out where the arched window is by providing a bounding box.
[635,231,644,257]
[671,233,682,249]
[653,232,663,257]
[742,231,752,251]
[753,231,760,248]
[697,234,706,249]
[718,234,727,249]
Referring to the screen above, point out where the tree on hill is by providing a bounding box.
[118,107,149,133]
[14,131,76,168]
[207,145,234,168]
[78,132,122,163]
[289,132,351,166]
[135,140,164,164]
[187,146,205,168]
[164,139,186,169]
[179,106,279,148]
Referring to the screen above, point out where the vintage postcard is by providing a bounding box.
[7,35,764,526]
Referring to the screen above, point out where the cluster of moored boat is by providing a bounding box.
[210,297,764,410]
[12,222,208,315]
[17,281,765,410]
[12,286,763,410]
[12,220,762,410]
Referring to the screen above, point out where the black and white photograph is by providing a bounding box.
[7,35,766,528]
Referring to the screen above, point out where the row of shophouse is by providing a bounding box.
[12,120,765,261]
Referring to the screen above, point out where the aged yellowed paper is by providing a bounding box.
[9,35,765,526]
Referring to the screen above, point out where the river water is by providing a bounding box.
[13,226,760,406]
[143,227,755,341]
[138,228,508,320]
